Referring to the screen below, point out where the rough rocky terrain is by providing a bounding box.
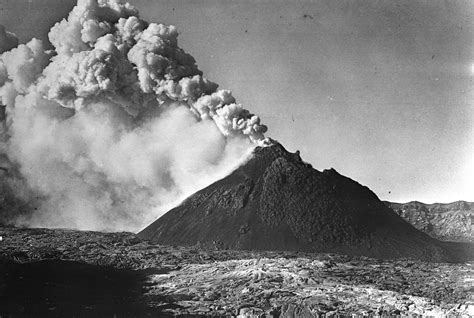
[385,201,473,243]
[139,141,470,263]
[0,226,472,316]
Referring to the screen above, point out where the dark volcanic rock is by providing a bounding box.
[138,141,467,262]
[0,259,168,317]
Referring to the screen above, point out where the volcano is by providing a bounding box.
[138,141,465,262]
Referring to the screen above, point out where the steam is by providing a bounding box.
[0,0,267,231]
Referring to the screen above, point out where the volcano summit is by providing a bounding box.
[139,141,465,262]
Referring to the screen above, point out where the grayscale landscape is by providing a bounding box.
[0,0,472,316]
[0,225,473,316]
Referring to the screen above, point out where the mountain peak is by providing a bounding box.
[252,138,303,162]
[139,141,464,262]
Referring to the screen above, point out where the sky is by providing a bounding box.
[0,0,472,204]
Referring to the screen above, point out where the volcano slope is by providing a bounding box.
[139,142,469,262]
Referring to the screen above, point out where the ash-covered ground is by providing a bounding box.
[0,226,472,317]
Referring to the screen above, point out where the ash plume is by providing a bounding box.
[0,0,267,231]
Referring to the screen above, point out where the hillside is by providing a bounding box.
[385,201,473,243]
[139,141,469,262]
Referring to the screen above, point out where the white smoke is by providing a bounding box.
[0,0,267,231]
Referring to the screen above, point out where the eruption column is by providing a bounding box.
[0,0,267,231]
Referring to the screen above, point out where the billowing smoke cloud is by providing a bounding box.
[0,0,267,231]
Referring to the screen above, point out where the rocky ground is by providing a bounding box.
[0,226,473,317]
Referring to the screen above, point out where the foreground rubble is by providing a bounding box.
[0,226,472,316]
[147,258,473,316]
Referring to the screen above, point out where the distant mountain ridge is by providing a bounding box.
[384,201,473,243]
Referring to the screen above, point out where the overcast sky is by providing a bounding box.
[1,0,473,203]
